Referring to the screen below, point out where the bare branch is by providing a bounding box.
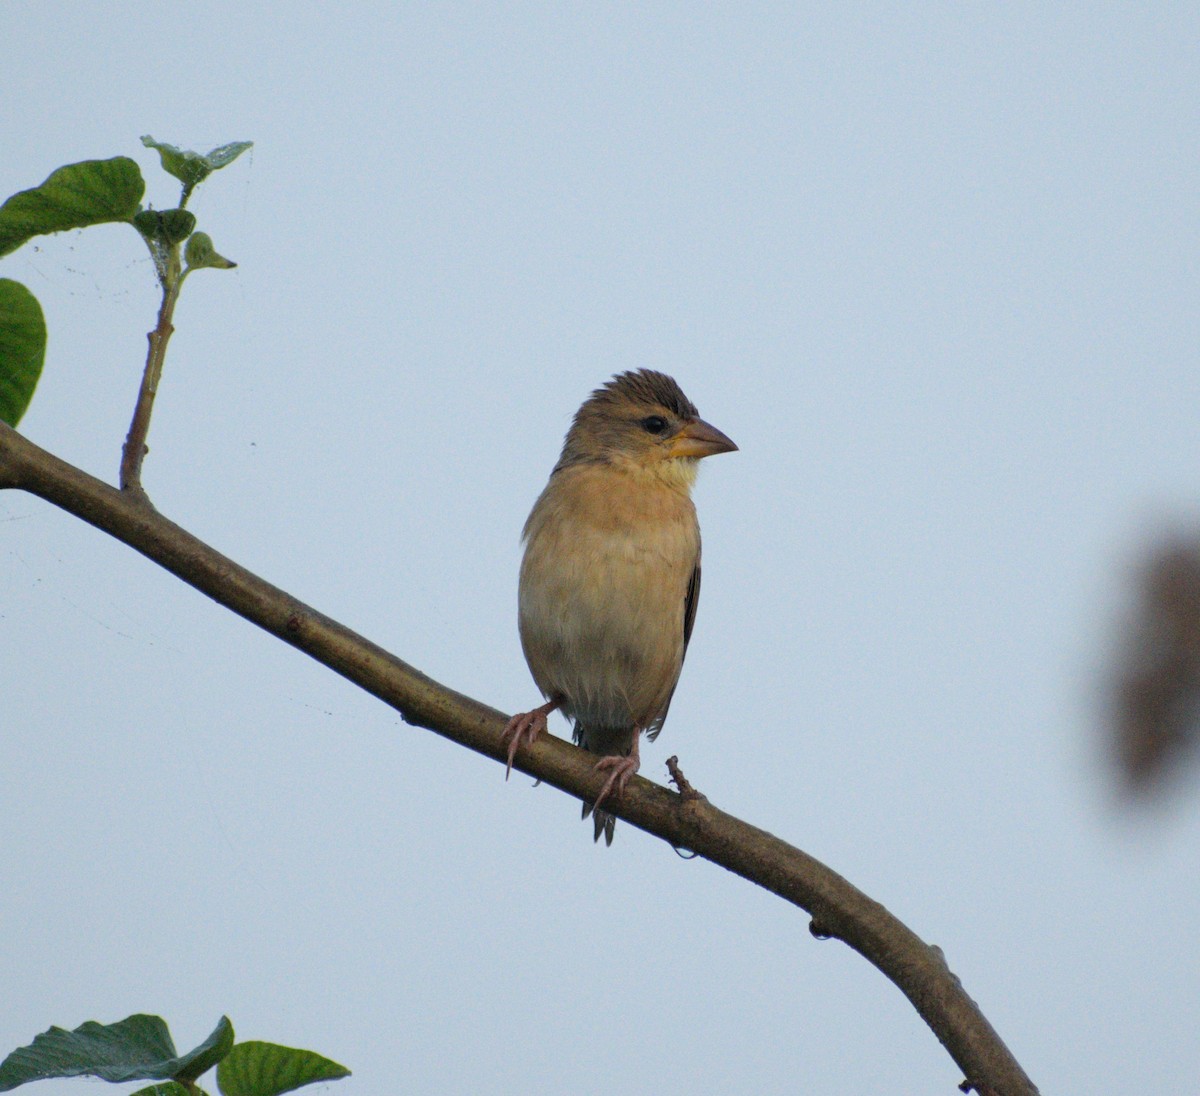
[0,420,1039,1096]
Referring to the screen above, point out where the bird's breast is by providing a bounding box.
[517,467,699,732]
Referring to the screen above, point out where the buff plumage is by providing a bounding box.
[502,369,736,843]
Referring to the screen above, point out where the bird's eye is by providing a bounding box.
[641,415,669,435]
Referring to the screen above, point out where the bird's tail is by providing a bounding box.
[581,799,617,846]
[574,723,636,847]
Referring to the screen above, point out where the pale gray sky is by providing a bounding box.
[3,5,1199,1094]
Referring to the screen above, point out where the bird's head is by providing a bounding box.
[556,369,737,492]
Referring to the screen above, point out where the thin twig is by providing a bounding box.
[119,272,182,503]
[0,421,1039,1096]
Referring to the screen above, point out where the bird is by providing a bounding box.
[501,369,737,843]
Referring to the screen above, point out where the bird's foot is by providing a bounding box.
[500,698,559,779]
[592,748,641,812]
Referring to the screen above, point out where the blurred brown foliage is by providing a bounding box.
[1113,540,1200,795]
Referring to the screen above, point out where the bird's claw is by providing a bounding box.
[500,711,545,779]
[592,753,640,812]
[500,699,559,779]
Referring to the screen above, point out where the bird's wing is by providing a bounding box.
[683,544,702,652]
[646,543,701,742]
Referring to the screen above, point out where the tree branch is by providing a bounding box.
[0,420,1038,1096]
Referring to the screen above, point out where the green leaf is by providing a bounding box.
[172,1018,234,1083]
[0,1015,178,1090]
[130,1084,195,1096]
[132,210,157,236]
[0,157,145,258]
[0,1015,233,1091]
[216,1042,349,1096]
[202,141,255,170]
[133,208,197,248]
[0,279,46,427]
[141,136,253,196]
[184,232,237,271]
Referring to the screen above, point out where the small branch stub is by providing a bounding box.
[666,754,706,801]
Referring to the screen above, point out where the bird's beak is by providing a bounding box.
[669,418,738,459]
